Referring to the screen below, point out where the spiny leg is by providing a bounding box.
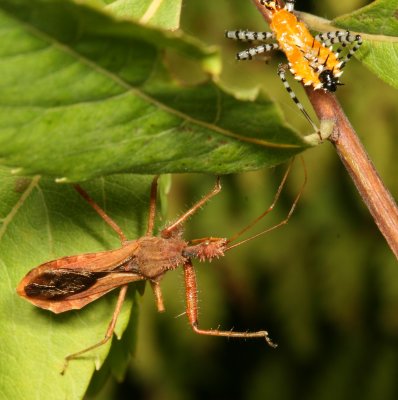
[277,63,320,135]
[226,157,307,251]
[315,31,362,68]
[161,177,222,238]
[182,260,277,347]
[61,285,128,374]
[74,184,127,243]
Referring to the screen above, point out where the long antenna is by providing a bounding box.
[226,158,307,251]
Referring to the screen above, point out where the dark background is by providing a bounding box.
[93,0,398,398]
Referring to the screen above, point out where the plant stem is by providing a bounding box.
[252,0,398,259]
[306,89,398,260]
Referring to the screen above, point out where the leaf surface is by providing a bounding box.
[334,0,398,89]
[0,168,153,399]
[105,0,182,30]
[0,0,307,181]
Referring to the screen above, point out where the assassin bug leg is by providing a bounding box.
[150,280,165,312]
[277,64,320,135]
[145,175,159,236]
[160,177,222,238]
[183,260,277,347]
[61,285,128,375]
[74,184,127,243]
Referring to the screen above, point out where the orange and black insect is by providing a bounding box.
[225,0,362,131]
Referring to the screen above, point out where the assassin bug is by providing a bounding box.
[17,163,305,374]
[225,0,362,132]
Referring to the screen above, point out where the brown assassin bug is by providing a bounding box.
[226,0,362,132]
[17,162,305,374]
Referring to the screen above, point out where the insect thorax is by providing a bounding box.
[132,236,188,279]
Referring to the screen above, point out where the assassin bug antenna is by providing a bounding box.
[226,157,307,251]
[225,1,362,134]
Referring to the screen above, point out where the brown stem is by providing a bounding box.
[306,89,398,260]
[252,0,398,259]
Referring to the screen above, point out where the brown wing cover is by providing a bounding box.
[16,241,143,313]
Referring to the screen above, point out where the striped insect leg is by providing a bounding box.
[277,63,320,135]
[236,43,279,60]
[225,30,275,42]
[315,31,362,69]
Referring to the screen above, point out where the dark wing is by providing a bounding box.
[17,241,143,313]
[23,269,107,300]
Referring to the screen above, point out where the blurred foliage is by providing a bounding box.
[90,0,398,399]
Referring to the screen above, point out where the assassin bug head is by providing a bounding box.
[318,69,343,92]
[183,238,228,262]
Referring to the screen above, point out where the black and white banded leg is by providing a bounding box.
[278,63,319,134]
[225,30,275,42]
[236,43,279,60]
[225,30,278,60]
[315,31,362,69]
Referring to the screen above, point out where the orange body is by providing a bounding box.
[270,9,341,88]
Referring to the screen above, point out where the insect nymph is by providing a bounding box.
[225,0,362,131]
[17,167,304,373]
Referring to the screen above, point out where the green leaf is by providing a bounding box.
[0,0,307,182]
[0,167,153,399]
[334,0,398,89]
[105,0,183,30]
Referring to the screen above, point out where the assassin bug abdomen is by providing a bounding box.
[226,0,362,131]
